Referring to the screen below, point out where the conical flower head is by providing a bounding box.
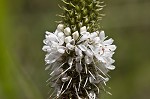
[43,26,116,99]
[43,0,116,99]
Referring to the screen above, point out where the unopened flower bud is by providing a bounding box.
[57,24,64,31]
[99,31,105,40]
[80,26,87,34]
[64,27,71,36]
[65,36,72,43]
[72,31,79,41]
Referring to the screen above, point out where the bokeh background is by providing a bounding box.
[0,0,150,99]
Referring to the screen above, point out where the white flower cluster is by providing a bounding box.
[42,24,116,99]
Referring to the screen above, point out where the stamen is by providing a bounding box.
[83,77,88,88]
[93,83,100,93]
[78,74,82,91]
[88,70,96,80]
[75,85,82,99]
[61,78,72,95]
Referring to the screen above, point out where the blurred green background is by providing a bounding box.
[0,0,150,99]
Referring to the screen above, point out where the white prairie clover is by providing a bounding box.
[43,25,116,99]
[43,0,116,99]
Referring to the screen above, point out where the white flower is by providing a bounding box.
[43,24,116,99]
[42,28,66,64]
[88,31,116,70]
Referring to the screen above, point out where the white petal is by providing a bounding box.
[57,32,65,45]
[103,38,114,45]
[103,52,114,57]
[107,45,117,51]
[57,32,64,37]
[78,44,87,51]
[93,37,100,44]
[42,45,51,52]
[88,45,94,52]
[51,41,59,47]
[90,32,98,39]
[54,29,59,35]
[95,54,106,63]
[64,27,71,36]
[46,33,58,42]
[72,31,79,41]
[43,39,49,44]
[76,62,83,73]
[99,31,105,41]
[66,43,74,50]
[79,32,90,42]
[106,65,115,70]
[45,31,51,34]
[85,49,93,57]
[65,36,72,43]
[75,47,83,57]
[57,48,65,54]
[105,57,115,64]
[57,24,64,31]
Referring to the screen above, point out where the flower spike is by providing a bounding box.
[43,0,116,98]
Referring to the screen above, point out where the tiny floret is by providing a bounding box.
[80,26,87,33]
[57,24,64,31]
[72,31,79,41]
[64,27,71,36]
